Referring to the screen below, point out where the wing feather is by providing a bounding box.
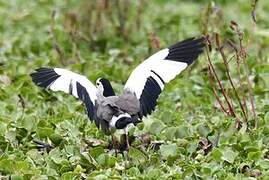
[31,67,97,121]
[124,37,205,117]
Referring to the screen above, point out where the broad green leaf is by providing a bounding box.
[61,172,78,180]
[89,146,105,159]
[161,111,174,124]
[36,127,54,138]
[175,125,190,139]
[149,120,166,135]
[10,175,24,180]
[147,167,162,179]
[0,159,14,174]
[248,151,262,161]
[221,148,238,163]
[49,133,64,145]
[162,127,177,140]
[160,143,178,159]
[129,147,147,164]
[127,167,140,176]
[211,148,222,161]
[96,154,117,168]
[259,159,269,169]
[196,123,211,137]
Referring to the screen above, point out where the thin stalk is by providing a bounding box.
[215,34,248,123]
[237,32,258,127]
[205,40,237,118]
[208,65,228,115]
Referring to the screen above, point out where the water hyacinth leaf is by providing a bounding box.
[15,127,28,142]
[147,167,162,179]
[162,127,177,140]
[10,175,24,180]
[175,125,190,139]
[89,174,107,180]
[221,148,238,163]
[96,153,117,168]
[149,120,166,135]
[160,111,174,124]
[0,159,14,174]
[49,133,64,145]
[211,148,222,162]
[127,167,140,176]
[259,159,269,169]
[247,151,262,161]
[80,152,98,169]
[61,172,78,180]
[5,130,17,144]
[129,147,147,164]
[160,143,178,159]
[196,123,211,137]
[21,116,37,131]
[89,146,105,159]
[36,127,54,138]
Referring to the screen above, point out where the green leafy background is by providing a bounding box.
[0,0,268,179]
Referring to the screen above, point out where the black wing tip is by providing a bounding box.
[168,36,205,49]
[30,67,59,88]
[166,36,206,65]
[30,67,53,76]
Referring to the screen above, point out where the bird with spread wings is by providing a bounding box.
[31,37,205,150]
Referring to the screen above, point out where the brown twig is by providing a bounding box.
[208,65,228,115]
[205,36,237,118]
[215,33,248,123]
[135,0,145,31]
[251,0,259,23]
[227,39,248,120]
[115,0,129,40]
[229,22,257,127]
[50,10,65,65]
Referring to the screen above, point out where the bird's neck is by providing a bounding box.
[102,81,115,97]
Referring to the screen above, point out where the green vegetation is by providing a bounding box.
[0,0,268,179]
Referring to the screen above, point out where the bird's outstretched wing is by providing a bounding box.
[30,68,97,121]
[124,37,205,118]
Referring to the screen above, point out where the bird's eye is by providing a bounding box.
[97,82,100,86]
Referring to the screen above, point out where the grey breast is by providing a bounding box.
[96,96,117,121]
[114,90,140,115]
[96,90,140,121]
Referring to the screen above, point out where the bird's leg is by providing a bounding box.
[111,134,118,157]
[123,127,131,163]
[124,127,129,151]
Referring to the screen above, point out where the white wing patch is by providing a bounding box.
[51,68,97,102]
[31,67,98,121]
[33,68,97,104]
[124,37,205,117]
[125,49,188,99]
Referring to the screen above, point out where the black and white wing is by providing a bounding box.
[30,68,97,121]
[124,37,205,117]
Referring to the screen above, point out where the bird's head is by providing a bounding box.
[96,78,115,97]
[110,113,133,129]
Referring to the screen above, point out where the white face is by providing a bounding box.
[96,78,104,93]
[96,78,101,87]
